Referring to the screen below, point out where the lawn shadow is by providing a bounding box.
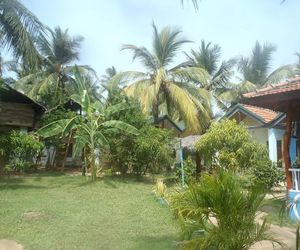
[102,178,118,188]
[133,235,179,250]
[0,183,47,190]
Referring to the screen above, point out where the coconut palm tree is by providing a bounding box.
[238,41,289,86]
[101,66,117,84]
[0,0,47,68]
[185,40,236,110]
[218,41,296,105]
[37,68,139,181]
[117,23,211,134]
[15,27,94,108]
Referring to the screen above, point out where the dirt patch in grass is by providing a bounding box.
[0,239,23,250]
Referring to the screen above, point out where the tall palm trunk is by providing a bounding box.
[152,99,159,125]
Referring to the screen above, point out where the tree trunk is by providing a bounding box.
[284,107,293,190]
[195,152,202,179]
[152,101,159,125]
[62,131,73,171]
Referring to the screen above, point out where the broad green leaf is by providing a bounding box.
[100,120,139,135]
[36,119,69,137]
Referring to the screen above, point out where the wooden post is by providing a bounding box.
[284,107,293,190]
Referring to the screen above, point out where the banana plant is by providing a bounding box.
[37,69,139,181]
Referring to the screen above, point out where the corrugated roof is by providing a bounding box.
[243,76,300,98]
[181,135,201,149]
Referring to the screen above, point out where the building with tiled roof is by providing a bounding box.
[242,76,300,191]
[224,103,297,163]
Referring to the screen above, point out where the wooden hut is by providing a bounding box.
[0,84,45,133]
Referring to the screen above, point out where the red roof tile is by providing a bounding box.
[243,76,300,98]
[241,104,279,123]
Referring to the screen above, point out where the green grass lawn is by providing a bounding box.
[0,173,180,250]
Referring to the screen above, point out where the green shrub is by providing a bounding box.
[134,125,173,178]
[176,157,196,184]
[196,119,281,189]
[250,159,285,189]
[105,93,173,178]
[0,131,44,172]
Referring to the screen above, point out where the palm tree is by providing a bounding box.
[218,41,296,105]
[37,68,139,181]
[101,66,117,84]
[0,0,47,68]
[169,171,282,249]
[185,40,236,110]
[117,23,211,134]
[15,27,93,108]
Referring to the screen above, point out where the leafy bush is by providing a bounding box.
[105,95,149,175]
[169,171,280,249]
[134,125,173,178]
[105,92,173,178]
[196,120,257,171]
[0,131,43,172]
[176,157,196,184]
[196,119,282,189]
[250,158,285,189]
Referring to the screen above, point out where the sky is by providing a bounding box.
[22,0,300,77]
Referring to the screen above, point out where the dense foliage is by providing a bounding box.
[0,131,43,172]
[39,108,76,168]
[176,157,197,184]
[105,89,173,178]
[169,170,280,250]
[134,125,173,178]
[196,119,282,188]
[37,69,139,181]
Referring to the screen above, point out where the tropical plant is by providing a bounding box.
[154,179,167,199]
[39,107,76,168]
[219,41,296,104]
[100,66,117,85]
[185,40,236,109]
[117,23,212,134]
[0,0,48,68]
[176,157,197,184]
[0,131,43,172]
[15,27,95,108]
[37,69,139,181]
[169,170,281,250]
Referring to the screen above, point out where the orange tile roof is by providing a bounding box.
[243,76,300,98]
[241,104,279,123]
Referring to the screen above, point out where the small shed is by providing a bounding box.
[0,84,45,133]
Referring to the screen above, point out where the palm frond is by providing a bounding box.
[172,66,210,86]
[121,44,157,71]
[166,82,203,133]
[0,0,48,67]
[264,64,297,86]
[152,22,191,67]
